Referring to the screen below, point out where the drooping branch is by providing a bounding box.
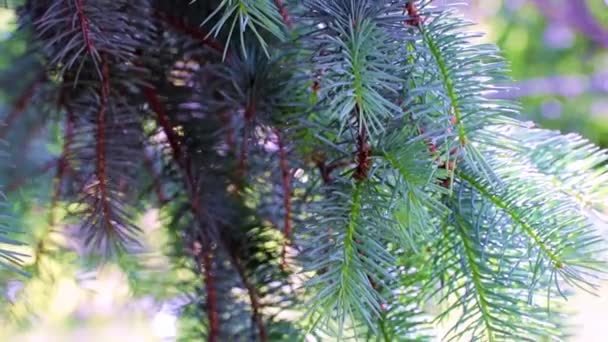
[144,86,203,217]
[143,89,183,161]
[143,86,221,341]
[157,12,225,54]
[192,240,220,342]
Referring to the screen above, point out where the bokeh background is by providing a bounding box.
[0,1,606,340]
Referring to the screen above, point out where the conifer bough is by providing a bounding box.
[1,0,608,340]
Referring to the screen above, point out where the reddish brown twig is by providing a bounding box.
[143,88,183,165]
[274,0,293,28]
[94,55,112,233]
[75,0,93,53]
[353,130,371,182]
[275,129,292,269]
[353,106,371,182]
[405,1,423,27]
[228,248,268,342]
[198,241,220,342]
[313,153,352,184]
[311,80,321,94]
[143,86,220,342]
[157,13,225,54]
[417,125,461,188]
[143,86,202,215]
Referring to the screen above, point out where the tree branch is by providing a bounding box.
[157,12,225,54]
[143,86,221,341]
[274,0,292,28]
[95,55,111,233]
[227,246,268,342]
[75,0,93,53]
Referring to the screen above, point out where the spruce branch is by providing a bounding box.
[1,0,607,340]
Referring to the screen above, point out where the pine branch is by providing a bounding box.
[458,171,563,268]
[143,85,226,340]
[192,240,220,342]
[202,0,287,58]
[157,12,225,54]
[3,0,608,340]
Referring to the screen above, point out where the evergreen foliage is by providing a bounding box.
[0,0,607,340]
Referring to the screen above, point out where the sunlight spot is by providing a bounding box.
[153,310,177,340]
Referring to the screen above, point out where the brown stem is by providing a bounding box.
[144,87,201,216]
[75,0,93,53]
[228,248,267,342]
[143,87,221,342]
[311,80,321,94]
[274,0,293,28]
[143,88,183,165]
[353,106,371,182]
[157,12,225,54]
[313,154,352,184]
[404,1,423,27]
[416,126,460,189]
[96,55,111,231]
[200,242,220,342]
[275,129,292,269]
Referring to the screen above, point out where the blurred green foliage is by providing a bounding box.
[480,0,608,146]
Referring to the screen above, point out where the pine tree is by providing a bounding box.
[0,0,607,340]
